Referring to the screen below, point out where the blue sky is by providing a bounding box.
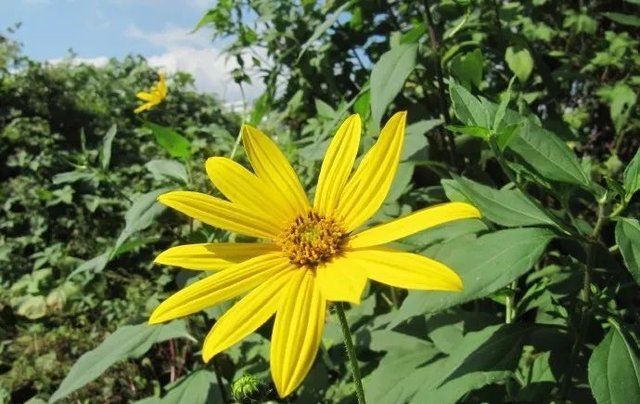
[0,0,263,102]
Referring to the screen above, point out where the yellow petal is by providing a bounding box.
[202,268,294,361]
[136,91,155,101]
[349,202,481,248]
[336,112,407,231]
[205,157,294,226]
[149,253,291,324]
[315,257,367,303]
[242,125,309,216]
[271,270,325,397]
[347,247,463,291]
[158,191,278,239]
[154,242,279,270]
[313,114,361,215]
[134,102,153,114]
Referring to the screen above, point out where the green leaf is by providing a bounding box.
[52,171,95,185]
[615,218,640,285]
[597,83,637,134]
[391,228,555,326]
[100,124,117,170]
[411,324,530,403]
[508,120,591,187]
[50,322,193,402]
[496,123,522,150]
[145,159,189,184]
[505,46,534,82]
[145,122,192,159]
[443,177,556,227]
[353,89,371,120]
[449,80,491,128]
[250,92,270,125]
[588,323,640,404]
[366,324,529,404]
[446,124,491,140]
[493,76,517,133]
[450,48,483,88]
[623,147,640,201]
[602,12,640,27]
[113,188,172,256]
[298,1,353,60]
[370,43,418,128]
[160,370,216,404]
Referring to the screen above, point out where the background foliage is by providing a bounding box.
[2,0,640,402]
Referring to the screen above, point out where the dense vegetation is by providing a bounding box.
[1,0,639,402]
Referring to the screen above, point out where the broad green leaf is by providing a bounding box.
[588,323,640,404]
[391,228,555,326]
[50,322,193,402]
[52,171,95,185]
[249,92,269,125]
[493,76,517,133]
[505,46,534,82]
[315,98,336,119]
[597,83,637,134]
[509,120,591,187]
[370,43,418,128]
[145,159,189,184]
[615,218,640,285]
[353,89,371,119]
[364,332,440,404]
[496,123,522,150]
[385,162,414,202]
[298,1,353,60]
[602,12,640,27]
[145,122,192,159]
[192,9,217,32]
[160,370,216,404]
[450,48,483,88]
[101,124,117,170]
[366,324,529,404]
[403,120,436,160]
[411,324,530,403]
[443,177,556,227]
[113,188,172,255]
[446,124,491,140]
[449,80,491,128]
[623,148,640,201]
[16,295,47,319]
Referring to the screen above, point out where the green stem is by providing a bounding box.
[423,0,458,168]
[505,280,516,324]
[335,303,366,404]
[229,125,244,160]
[390,287,400,310]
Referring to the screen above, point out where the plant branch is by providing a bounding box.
[423,0,458,167]
[335,303,366,404]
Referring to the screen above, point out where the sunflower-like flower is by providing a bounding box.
[134,72,167,113]
[150,112,480,397]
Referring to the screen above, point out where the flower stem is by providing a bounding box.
[335,303,366,404]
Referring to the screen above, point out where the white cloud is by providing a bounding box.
[49,56,111,67]
[126,24,265,103]
[125,24,211,49]
[147,47,264,103]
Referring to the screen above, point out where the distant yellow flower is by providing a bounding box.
[134,72,167,113]
[149,112,480,397]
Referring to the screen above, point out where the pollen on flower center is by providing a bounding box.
[277,210,348,268]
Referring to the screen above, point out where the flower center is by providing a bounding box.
[277,210,348,268]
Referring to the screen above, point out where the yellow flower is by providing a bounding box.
[134,72,167,113]
[150,112,480,397]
